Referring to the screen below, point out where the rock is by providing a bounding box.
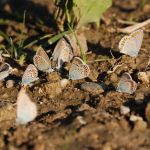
[60,79,69,88]
[81,82,105,94]
[6,80,15,88]
[120,105,130,115]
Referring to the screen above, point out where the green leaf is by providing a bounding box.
[48,30,71,45]
[73,0,112,28]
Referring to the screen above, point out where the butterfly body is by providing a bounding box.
[119,29,143,57]
[69,57,90,80]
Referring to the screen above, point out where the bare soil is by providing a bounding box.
[0,0,150,150]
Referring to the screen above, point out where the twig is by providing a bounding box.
[117,19,137,25]
[117,18,150,33]
[87,58,111,63]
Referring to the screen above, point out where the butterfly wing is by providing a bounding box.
[0,63,12,80]
[119,29,143,57]
[0,63,11,72]
[53,38,73,69]
[36,46,50,63]
[34,47,53,72]
[69,57,90,80]
[0,71,9,80]
[22,64,38,86]
[57,44,73,69]
[16,88,37,124]
[33,55,53,72]
[52,38,69,60]
[131,29,143,53]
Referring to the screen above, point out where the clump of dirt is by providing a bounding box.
[0,0,150,149]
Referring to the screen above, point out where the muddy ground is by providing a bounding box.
[0,0,150,149]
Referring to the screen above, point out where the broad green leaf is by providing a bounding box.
[73,0,112,28]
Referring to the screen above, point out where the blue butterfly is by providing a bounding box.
[69,57,90,80]
[33,47,54,73]
[119,29,143,57]
[22,64,39,86]
[117,72,137,94]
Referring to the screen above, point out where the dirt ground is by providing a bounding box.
[0,0,150,149]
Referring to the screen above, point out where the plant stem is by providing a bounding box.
[68,24,87,63]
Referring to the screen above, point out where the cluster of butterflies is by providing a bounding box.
[21,42,90,86]
[0,29,144,124]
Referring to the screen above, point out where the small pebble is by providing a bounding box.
[6,80,15,88]
[81,82,105,94]
[130,115,143,122]
[120,105,130,115]
[60,79,69,88]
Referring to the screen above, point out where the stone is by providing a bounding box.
[81,82,105,94]
[120,105,130,115]
[6,80,15,88]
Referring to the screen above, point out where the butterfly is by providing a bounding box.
[0,63,12,80]
[52,38,73,70]
[119,29,143,57]
[69,57,90,80]
[16,88,37,124]
[22,64,39,86]
[33,46,54,72]
[117,72,137,94]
